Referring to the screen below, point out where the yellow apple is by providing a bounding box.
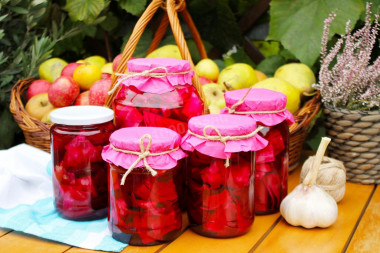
[255,70,267,82]
[101,62,113,74]
[195,58,219,82]
[40,108,57,123]
[25,93,56,121]
[218,63,258,90]
[202,83,226,114]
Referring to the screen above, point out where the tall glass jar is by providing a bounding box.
[223,88,294,214]
[50,106,114,220]
[102,127,186,245]
[181,114,268,238]
[112,58,203,136]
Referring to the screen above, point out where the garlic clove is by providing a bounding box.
[280,184,338,229]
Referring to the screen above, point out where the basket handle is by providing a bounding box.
[105,0,207,109]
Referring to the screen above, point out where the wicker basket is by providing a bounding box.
[8,0,321,170]
[9,78,52,153]
[324,105,380,184]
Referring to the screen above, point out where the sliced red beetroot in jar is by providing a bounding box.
[143,111,188,136]
[181,89,203,119]
[114,104,143,127]
[200,159,225,189]
[227,161,252,188]
[63,135,98,169]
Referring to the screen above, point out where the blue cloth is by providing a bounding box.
[0,144,128,252]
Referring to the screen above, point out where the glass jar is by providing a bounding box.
[223,88,294,214]
[102,127,186,245]
[50,106,114,220]
[181,114,268,238]
[113,58,203,136]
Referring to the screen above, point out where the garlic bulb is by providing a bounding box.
[280,184,338,228]
[280,137,338,228]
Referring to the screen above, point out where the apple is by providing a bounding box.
[201,82,226,114]
[199,76,212,85]
[218,63,258,90]
[85,55,106,69]
[48,76,80,107]
[195,58,219,82]
[61,62,82,78]
[25,93,55,121]
[39,58,68,83]
[74,91,90,105]
[41,108,56,123]
[89,78,112,106]
[26,79,51,101]
[112,54,122,72]
[101,62,113,74]
[101,73,111,79]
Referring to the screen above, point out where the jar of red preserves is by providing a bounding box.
[181,114,268,238]
[112,58,203,136]
[102,127,186,245]
[50,106,114,220]
[223,88,294,214]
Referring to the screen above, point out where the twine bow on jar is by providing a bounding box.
[187,125,264,167]
[226,88,286,114]
[107,66,191,95]
[110,134,179,185]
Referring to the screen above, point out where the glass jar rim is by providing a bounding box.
[50,105,114,125]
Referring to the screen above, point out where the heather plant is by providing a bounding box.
[314,3,380,111]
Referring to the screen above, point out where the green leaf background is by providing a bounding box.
[268,0,364,67]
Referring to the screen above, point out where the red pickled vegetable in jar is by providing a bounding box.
[223,88,295,214]
[102,127,186,245]
[112,58,203,136]
[50,106,114,220]
[181,114,268,238]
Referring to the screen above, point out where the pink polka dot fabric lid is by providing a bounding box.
[222,88,294,126]
[181,114,268,159]
[117,58,194,94]
[102,127,186,171]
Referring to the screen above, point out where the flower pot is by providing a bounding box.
[324,105,380,184]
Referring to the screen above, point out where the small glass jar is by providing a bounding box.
[181,114,268,238]
[50,106,114,220]
[223,88,294,214]
[102,127,186,245]
[113,58,203,136]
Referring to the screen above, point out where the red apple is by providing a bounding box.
[112,54,122,72]
[48,76,80,107]
[101,72,111,79]
[199,76,212,85]
[74,91,90,105]
[26,79,52,101]
[61,62,82,78]
[89,78,112,106]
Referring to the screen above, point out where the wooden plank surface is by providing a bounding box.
[160,164,301,253]
[0,231,70,253]
[0,228,11,237]
[346,185,379,253]
[252,180,374,253]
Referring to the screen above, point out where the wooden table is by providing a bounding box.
[0,158,379,253]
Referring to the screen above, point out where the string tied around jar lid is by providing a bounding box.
[226,88,286,114]
[108,66,191,95]
[187,125,264,167]
[110,134,180,185]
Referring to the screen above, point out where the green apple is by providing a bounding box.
[218,63,258,90]
[39,58,68,83]
[25,93,56,121]
[146,44,182,59]
[274,63,316,94]
[85,55,106,69]
[202,83,226,114]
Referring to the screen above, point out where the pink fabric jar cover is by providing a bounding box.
[181,114,268,159]
[117,58,194,94]
[221,88,294,126]
[102,127,186,171]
